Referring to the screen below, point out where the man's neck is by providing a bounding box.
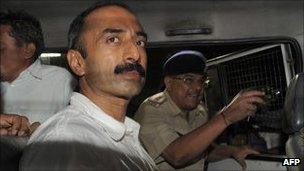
[80,80,128,122]
[2,62,32,83]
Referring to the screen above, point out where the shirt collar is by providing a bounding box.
[27,60,43,79]
[70,92,140,141]
[163,90,183,116]
[18,59,42,80]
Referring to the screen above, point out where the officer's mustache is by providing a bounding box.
[114,62,146,78]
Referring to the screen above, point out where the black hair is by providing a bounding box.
[0,10,44,60]
[68,2,135,58]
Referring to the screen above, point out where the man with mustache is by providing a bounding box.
[21,3,156,170]
[135,50,264,170]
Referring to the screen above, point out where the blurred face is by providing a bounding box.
[165,73,206,111]
[0,25,27,82]
[78,6,147,99]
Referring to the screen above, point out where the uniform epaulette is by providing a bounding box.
[147,92,167,108]
[196,103,208,116]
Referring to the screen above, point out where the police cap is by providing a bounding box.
[163,50,206,76]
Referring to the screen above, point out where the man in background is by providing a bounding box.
[0,10,76,136]
[135,50,264,170]
[0,10,76,171]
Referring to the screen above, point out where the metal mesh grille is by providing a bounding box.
[222,46,287,129]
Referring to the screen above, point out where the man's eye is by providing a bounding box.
[136,40,146,47]
[184,77,194,84]
[107,37,119,43]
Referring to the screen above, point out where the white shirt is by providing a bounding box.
[20,92,157,171]
[1,60,76,123]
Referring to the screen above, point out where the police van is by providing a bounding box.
[1,0,303,170]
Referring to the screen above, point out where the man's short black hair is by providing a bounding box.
[0,10,44,60]
[68,2,135,58]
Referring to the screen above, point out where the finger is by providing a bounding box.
[246,96,265,105]
[0,114,14,128]
[18,117,30,136]
[29,122,41,135]
[0,128,9,136]
[242,90,265,97]
[11,116,22,135]
[245,148,260,156]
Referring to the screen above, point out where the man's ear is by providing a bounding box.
[164,76,172,92]
[66,50,85,76]
[24,43,36,59]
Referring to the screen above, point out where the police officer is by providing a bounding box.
[135,50,264,170]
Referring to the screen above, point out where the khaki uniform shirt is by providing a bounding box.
[134,90,208,171]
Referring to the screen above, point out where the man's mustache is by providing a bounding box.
[114,62,146,77]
